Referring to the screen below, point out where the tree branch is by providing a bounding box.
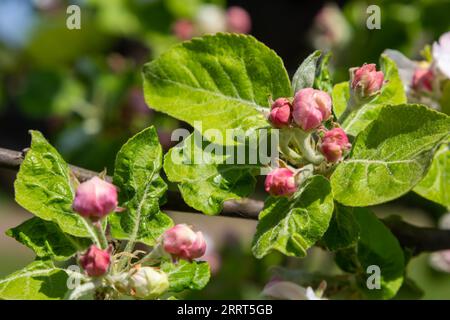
[1,147,449,255]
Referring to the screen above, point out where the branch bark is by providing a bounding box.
[1,147,450,255]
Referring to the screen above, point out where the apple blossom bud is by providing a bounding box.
[350,64,384,97]
[195,5,227,35]
[292,88,332,131]
[72,176,118,221]
[264,168,297,197]
[320,128,351,163]
[79,245,111,277]
[163,224,207,260]
[226,6,251,34]
[412,67,434,92]
[128,267,169,300]
[269,98,292,128]
[173,19,194,40]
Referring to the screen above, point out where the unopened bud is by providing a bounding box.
[163,224,207,261]
[269,98,292,128]
[412,67,434,92]
[320,128,351,163]
[350,64,384,97]
[79,245,111,277]
[128,266,169,300]
[292,88,332,131]
[264,168,297,197]
[226,6,251,34]
[72,176,118,221]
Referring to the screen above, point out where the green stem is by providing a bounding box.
[133,243,165,266]
[292,129,324,165]
[337,92,359,124]
[279,130,304,165]
[69,281,99,300]
[92,220,108,250]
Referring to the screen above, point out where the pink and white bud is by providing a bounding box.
[264,168,297,197]
[163,224,207,261]
[173,19,194,40]
[226,6,251,34]
[269,98,292,128]
[79,245,111,277]
[128,266,169,299]
[412,67,434,92]
[292,88,332,131]
[350,64,384,97]
[72,176,118,221]
[320,128,352,163]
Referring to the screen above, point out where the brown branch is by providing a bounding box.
[1,147,450,255]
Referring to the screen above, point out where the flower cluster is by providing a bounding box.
[173,5,251,41]
[265,75,367,196]
[71,176,207,299]
[386,31,450,109]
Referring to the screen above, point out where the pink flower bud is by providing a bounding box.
[226,6,251,34]
[79,245,111,277]
[350,64,384,97]
[320,128,351,163]
[72,176,118,221]
[412,67,434,92]
[269,98,292,128]
[292,88,332,131]
[173,19,194,40]
[264,168,297,197]
[163,224,207,260]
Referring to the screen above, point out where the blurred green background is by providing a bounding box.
[0,0,449,299]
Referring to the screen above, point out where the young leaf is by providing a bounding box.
[322,204,360,251]
[340,54,407,136]
[6,217,90,261]
[440,80,450,115]
[292,50,322,94]
[332,82,350,119]
[0,260,69,300]
[161,260,210,292]
[164,132,260,215]
[353,209,405,300]
[15,131,99,240]
[313,52,333,93]
[332,104,450,206]
[109,127,173,246]
[413,143,450,209]
[143,33,291,137]
[252,175,334,258]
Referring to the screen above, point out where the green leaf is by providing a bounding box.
[143,33,291,138]
[313,52,333,93]
[440,80,450,115]
[322,204,360,251]
[353,209,405,299]
[6,217,90,261]
[0,260,69,300]
[14,131,99,239]
[161,260,210,292]
[164,132,259,215]
[332,104,450,206]
[110,127,173,246]
[291,50,321,94]
[332,82,350,119]
[413,143,450,209]
[252,175,334,258]
[341,54,407,136]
